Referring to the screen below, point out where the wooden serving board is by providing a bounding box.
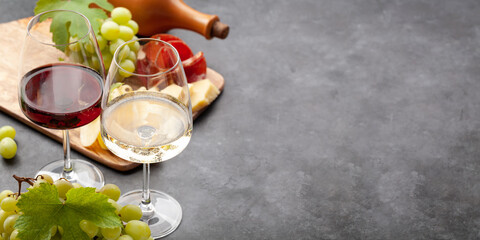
[0,18,224,171]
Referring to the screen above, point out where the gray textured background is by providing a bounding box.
[1,0,480,239]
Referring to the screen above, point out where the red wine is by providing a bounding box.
[20,64,103,129]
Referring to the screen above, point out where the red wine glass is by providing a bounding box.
[18,10,105,188]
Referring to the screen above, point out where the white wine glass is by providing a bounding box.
[18,10,106,188]
[101,38,193,238]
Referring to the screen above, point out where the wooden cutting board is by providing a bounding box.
[0,18,224,171]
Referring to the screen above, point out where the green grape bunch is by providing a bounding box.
[0,175,152,240]
[34,0,140,75]
[90,7,140,73]
[56,6,140,74]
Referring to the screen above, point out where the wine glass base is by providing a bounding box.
[36,159,105,189]
[118,190,182,239]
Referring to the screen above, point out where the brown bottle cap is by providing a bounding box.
[211,21,229,39]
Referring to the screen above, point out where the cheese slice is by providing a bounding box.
[161,84,186,103]
[190,79,220,112]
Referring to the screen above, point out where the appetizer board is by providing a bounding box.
[0,18,224,171]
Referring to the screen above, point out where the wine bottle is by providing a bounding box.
[108,0,229,39]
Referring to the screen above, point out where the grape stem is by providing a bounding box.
[12,175,35,198]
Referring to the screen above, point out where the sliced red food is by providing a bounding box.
[136,57,156,75]
[136,57,161,88]
[135,57,151,87]
[150,34,193,61]
[143,42,176,69]
[168,40,193,61]
[151,33,182,42]
[183,51,207,83]
[147,34,207,83]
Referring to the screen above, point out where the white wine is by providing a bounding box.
[102,91,192,163]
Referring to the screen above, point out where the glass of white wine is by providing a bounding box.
[101,38,192,238]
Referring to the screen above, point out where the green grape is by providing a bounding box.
[109,39,126,55]
[128,38,140,53]
[37,174,54,184]
[0,210,14,232]
[90,56,101,70]
[0,126,15,140]
[101,21,120,41]
[13,195,20,213]
[119,25,134,41]
[69,51,84,64]
[127,36,138,47]
[126,20,139,35]
[0,197,17,212]
[53,179,74,199]
[98,184,121,201]
[118,45,131,61]
[96,35,107,50]
[119,59,135,78]
[9,229,19,240]
[0,137,17,159]
[3,214,19,234]
[72,183,83,188]
[84,40,95,54]
[68,37,81,52]
[125,220,150,240]
[100,226,121,240]
[118,235,134,240]
[107,199,122,215]
[0,190,13,203]
[127,51,136,62]
[111,7,132,25]
[119,204,142,222]
[31,179,48,189]
[102,50,113,70]
[79,219,99,238]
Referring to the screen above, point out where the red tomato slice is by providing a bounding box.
[183,51,207,83]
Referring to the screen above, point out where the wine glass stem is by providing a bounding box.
[63,130,73,174]
[142,163,151,204]
[141,163,154,218]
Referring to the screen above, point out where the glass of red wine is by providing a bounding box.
[18,10,105,188]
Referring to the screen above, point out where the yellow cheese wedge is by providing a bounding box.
[161,84,186,103]
[190,79,220,112]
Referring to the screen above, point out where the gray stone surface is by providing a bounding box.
[1,0,480,239]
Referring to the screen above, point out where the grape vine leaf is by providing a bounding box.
[34,0,113,47]
[15,183,122,240]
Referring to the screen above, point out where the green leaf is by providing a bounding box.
[15,183,122,240]
[34,0,113,46]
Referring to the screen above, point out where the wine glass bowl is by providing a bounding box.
[18,10,105,188]
[101,38,193,238]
